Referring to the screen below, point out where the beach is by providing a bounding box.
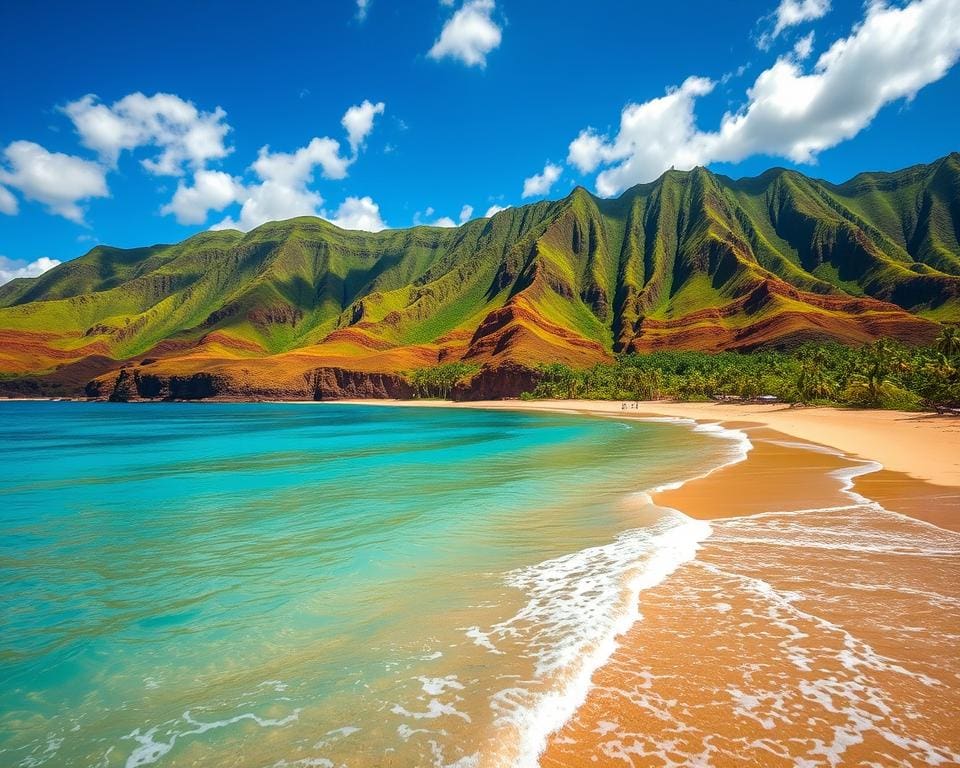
[339,398,960,766]
[2,398,958,767]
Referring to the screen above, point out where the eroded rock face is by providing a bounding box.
[308,367,414,400]
[86,366,414,401]
[452,362,541,401]
[101,369,227,401]
[86,363,540,402]
[106,368,138,401]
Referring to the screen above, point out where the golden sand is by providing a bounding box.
[632,402,960,487]
[536,417,960,767]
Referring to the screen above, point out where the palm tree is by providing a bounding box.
[626,368,663,401]
[844,340,896,406]
[792,347,833,404]
[935,326,960,360]
[542,363,580,399]
[795,360,833,403]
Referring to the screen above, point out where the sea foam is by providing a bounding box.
[472,418,753,766]
[487,513,711,767]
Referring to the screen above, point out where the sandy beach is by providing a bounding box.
[336,398,960,766]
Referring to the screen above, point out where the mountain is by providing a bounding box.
[2,154,959,399]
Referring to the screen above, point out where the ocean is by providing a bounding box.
[0,402,743,768]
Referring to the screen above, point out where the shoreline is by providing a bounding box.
[6,395,957,765]
[7,396,959,488]
[331,398,960,489]
[337,395,960,764]
[537,417,960,766]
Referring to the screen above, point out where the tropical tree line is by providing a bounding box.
[408,362,480,399]
[521,329,960,410]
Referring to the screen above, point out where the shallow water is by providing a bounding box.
[0,402,737,768]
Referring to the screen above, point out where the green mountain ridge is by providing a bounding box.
[1,154,958,398]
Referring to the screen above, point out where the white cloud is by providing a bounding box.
[793,31,815,60]
[0,141,109,223]
[356,0,369,20]
[567,76,714,195]
[0,255,62,286]
[760,0,831,48]
[326,195,387,231]
[125,94,382,229]
[484,204,508,217]
[212,181,324,232]
[342,100,386,153]
[720,63,749,85]
[568,130,607,175]
[208,105,385,232]
[252,137,351,184]
[522,162,562,198]
[63,92,231,176]
[428,0,502,67]
[12,92,385,230]
[211,137,353,231]
[414,203,475,227]
[161,170,243,225]
[569,0,960,197]
[0,185,17,215]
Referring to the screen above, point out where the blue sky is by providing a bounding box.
[1,0,959,282]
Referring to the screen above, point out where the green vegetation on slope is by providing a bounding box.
[1,154,959,389]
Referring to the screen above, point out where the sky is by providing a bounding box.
[1,0,959,284]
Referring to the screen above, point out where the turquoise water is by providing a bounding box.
[0,402,737,767]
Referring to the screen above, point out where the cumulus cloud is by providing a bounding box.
[0,185,17,215]
[208,100,385,231]
[326,195,387,231]
[0,141,109,223]
[569,0,960,197]
[356,0,370,20]
[161,170,244,225]
[63,92,231,176]
[10,92,385,230]
[760,0,831,48]
[484,204,508,217]
[210,142,342,231]
[522,162,562,198]
[0,255,62,286]
[428,0,502,67]
[342,100,386,153]
[567,76,714,195]
[210,150,330,232]
[793,31,815,60]
[252,137,351,185]
[415,203,476,227]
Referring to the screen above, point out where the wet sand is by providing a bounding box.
[540,426,960,767]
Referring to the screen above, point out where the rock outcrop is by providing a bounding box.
[452,362,541,401]
[85,365,415,402]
